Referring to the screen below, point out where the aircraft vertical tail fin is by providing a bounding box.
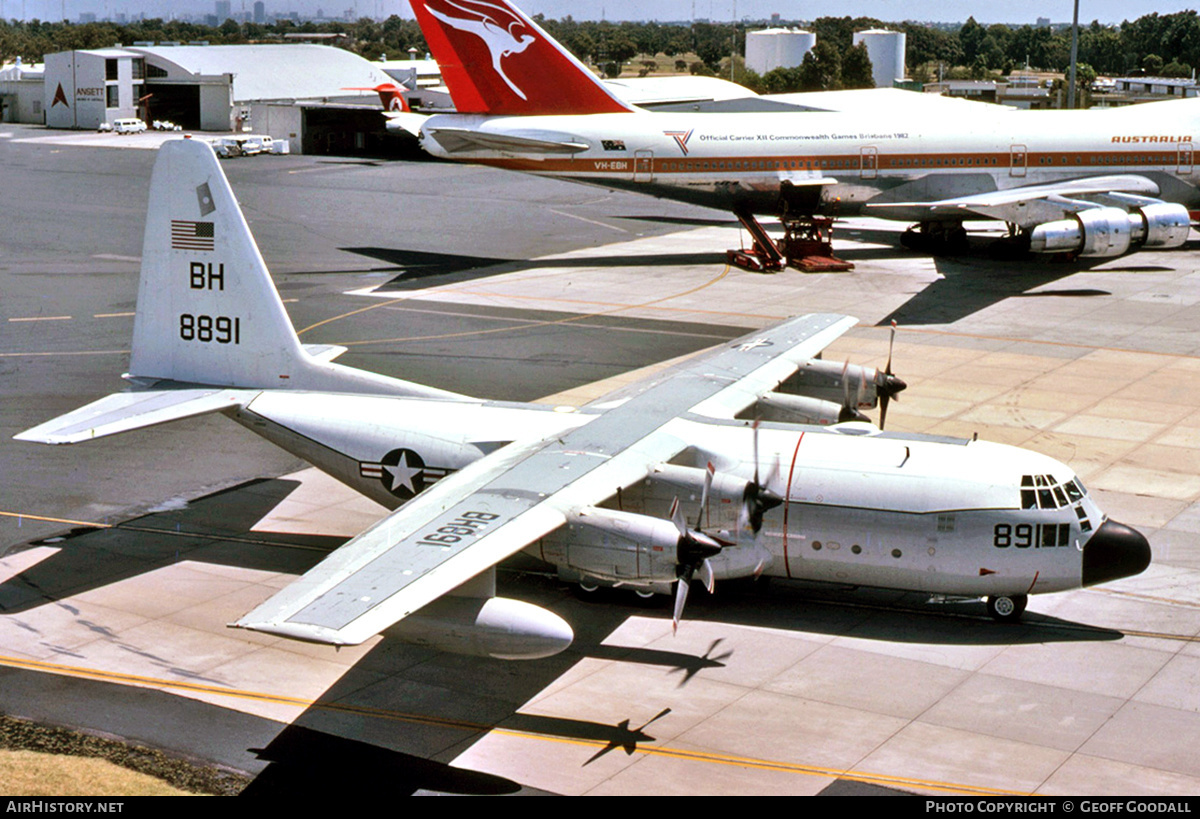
[16,138,463,446]
[129,138,463,399]
[409,0,635,115]
[344,83,410,111]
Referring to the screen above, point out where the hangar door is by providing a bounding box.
[301,106,408,158]
[142,84,201,130]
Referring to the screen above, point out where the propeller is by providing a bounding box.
[741,420,783,539]
[839,360,871,424]
[876,320,907,430]
[669,466,723,634]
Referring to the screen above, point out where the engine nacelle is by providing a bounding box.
[1029,207,1131,257]
[1131,202,1191,248]
[1030,203,1190,257]
[385,596,573,660]
[774,359,878,409]
[540,506,682,586]
[754,391,868,425]
[648,463,750,532]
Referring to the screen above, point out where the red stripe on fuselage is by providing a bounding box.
[782,431,805,578]
[468,149,1191,176]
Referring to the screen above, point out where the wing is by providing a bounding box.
[865,174,1163,226]
[234,313,858,646]
[424,126,589,154]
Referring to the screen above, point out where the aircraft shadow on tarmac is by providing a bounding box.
[858,231,1190,327]
[336,246,730,291]
[0,478,342,616]
[334,235,1183,326]
[878,252,1117,327]
[246,568,1120,794]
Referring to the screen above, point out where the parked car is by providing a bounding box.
[112,118,147,134]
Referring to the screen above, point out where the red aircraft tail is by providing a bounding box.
[408,0,634,116]
[345,83,410,112]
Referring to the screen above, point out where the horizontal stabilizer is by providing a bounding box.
[301,344,347,363]
[14,389,254,445]
[425,126,589,154]
[384,111,426,137]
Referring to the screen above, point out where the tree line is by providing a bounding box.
[3,10,1198,91]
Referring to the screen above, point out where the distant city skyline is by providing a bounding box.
[3,0,1198,25]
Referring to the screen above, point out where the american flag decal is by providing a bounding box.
[171,220,215,251]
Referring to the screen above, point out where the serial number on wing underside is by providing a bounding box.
[416,511,500,548]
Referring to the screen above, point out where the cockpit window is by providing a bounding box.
[1021,474,1086,510]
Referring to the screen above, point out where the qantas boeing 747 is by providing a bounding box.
[390,0,1197,270]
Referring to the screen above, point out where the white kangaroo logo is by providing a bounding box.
[427,0,536,100]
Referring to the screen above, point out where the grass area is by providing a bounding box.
[0,749,191,796]
[0,715,251,796]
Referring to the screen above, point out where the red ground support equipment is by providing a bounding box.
[727,205,853,273]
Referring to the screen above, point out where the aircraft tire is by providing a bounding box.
[986,594,1027,622]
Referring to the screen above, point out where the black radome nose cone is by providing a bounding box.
[1082,519,1152,586]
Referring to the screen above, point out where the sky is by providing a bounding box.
[3,0,1198,26]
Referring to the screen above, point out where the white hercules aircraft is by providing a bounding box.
[16,139,1151,659]
[390,0,1197,270]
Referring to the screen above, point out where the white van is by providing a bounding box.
[112,118,147,134]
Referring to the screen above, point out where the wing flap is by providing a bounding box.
[13,389,252,445]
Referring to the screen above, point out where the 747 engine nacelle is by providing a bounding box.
[1029,203,1190,257]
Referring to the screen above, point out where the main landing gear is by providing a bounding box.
[900,221,970,255]
[985,594,1028,623]
[727,205,854,274]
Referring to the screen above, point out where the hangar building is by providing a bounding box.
[0,58,46,123]
[37,44,397,155]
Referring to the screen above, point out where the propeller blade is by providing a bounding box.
[699,559,716,594]
[877,321,906,430]
[752,418,761,487]
[886,320,896,375]
[840,359,852,413]
[694,461,715,531]
[669,497,688,537]
[672,565,694,634]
